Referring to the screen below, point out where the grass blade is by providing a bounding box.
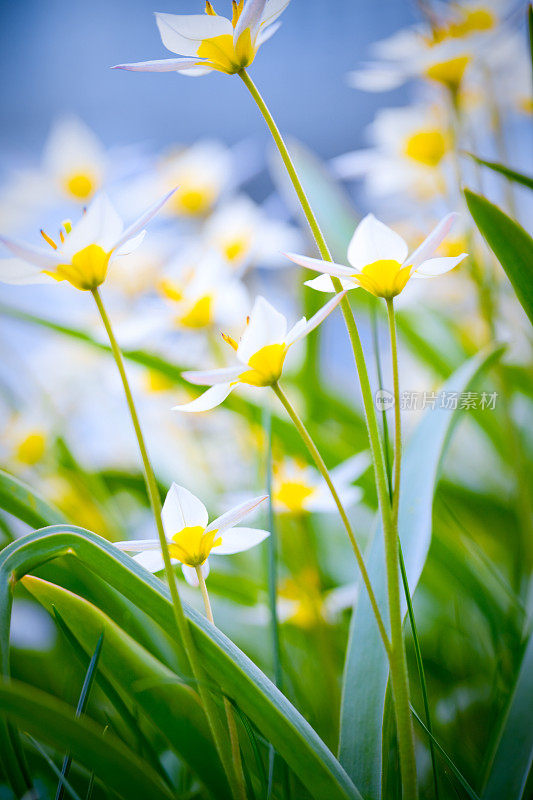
[25,734,84,800]
[464,154,533,191]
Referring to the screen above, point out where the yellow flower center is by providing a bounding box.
[170,182,217,216]
[64,171,97,201]
[239,343,287,386]
[15,431,47,465]
[448,8,496,37]
[45,244,111,291]
[425,55,471,88]
[169,525,222,566]
[144,369,176,393]
[403,130,447,167]
[354,260,412,299]
[221,234,251,264]
[179,295,213,328]
[197,27,255,74]
[274,480,315,513]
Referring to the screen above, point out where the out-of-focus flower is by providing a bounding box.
[286,213,467,300]
[115,483,269,585]
[43,116,107,203]
[0,191,174,290]
[1,413,49,470]
[173,293,346,412]
[202,195,299,273]
[113,0,290,77]
[272,452,369,514]
[333,104,452,202]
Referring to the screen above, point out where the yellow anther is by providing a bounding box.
[40,230,57,250]
[59,230,65,244]
[62,220,72,234]
[205,1,216,15]
[222,332,238,351]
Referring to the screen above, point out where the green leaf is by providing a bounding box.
[465,189,533,326]
[0,680,174,800]
[481,629,533,800]
[23,575,229,798]
[464,154,533,191]
[339,344,505,799]
[0,526,363,800]
[0,469,64,529]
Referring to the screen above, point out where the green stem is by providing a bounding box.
[272,382,391,659]
[195,567,247,800]
[384,298,417,798]
[91,287,237,800]
[370,302,393,501]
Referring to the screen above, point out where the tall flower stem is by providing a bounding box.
[384,298,417,797]
[240,68,417,795]
[91,287,239,799]
[195,567,247,800]
[272,382,391,659]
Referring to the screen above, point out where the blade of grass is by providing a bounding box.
[25,734,84,800]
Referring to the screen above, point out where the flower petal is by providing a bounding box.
[60,193,123,258]
[182,366,242,386]
[162,483,208,536]
[234,0,267,42]
[284,251,353,278]
[261,0,291,27]
[112,188,176,254]
[256,20,281,46]
[172,382,235,412]
[330,452,371,485]
[285,291,346,346]
[306,485,363,513]
[206,494,268,534]
[0,258,51,285]
[112,57,211,74]
[214,527,270,555]
[156,12,233,57]
[133,551,167,573]
[114,539,162,552]
[304,274,336,293]
[0,236,62,269]
[182,561,210,586]
[237,295,287,364]
[413,253,467,278]
[408,212,459,271]
[347,214,408,271]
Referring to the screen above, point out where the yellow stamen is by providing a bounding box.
[40,229,57,250]
[231,0,244,27]
[205,1,216,15]
[62,220,72,234]
[222,332,238,351]
[239,343,287,387]
[59,230,65,244]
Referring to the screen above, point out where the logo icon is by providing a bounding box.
[375,389,394,411]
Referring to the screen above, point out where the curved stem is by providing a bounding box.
[91,287,238,799]
[272,382,391,659]
[386,298,401,524]
[195,567,247,800]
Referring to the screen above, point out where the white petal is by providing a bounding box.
[156,12,233,57]
[182,366,242,386]
[413,254,467,278]
[214,527,270,555]
[256,20,281,46]
[347,214,408,271]
[172,382,235,412]
[134,551,167,573]
[114,539,163,552]
[306,485,363,513]
[284,251,353,277]
[261,0,290,27]
[112,57,211,73]
[60,193,123,257]
[347,65,406,92]
[114,231,146,257]
[237,296,287,364]
[330,452,371,485]
[112,189,176,253]
[305,274,356,293]
[285,291,346,346]
[162,483,208,536]
[407,213,459,271]
[206,495,268,534]
[0,236,62,269]
[234,0,267,42]
[182,561,210,586]
[0,258,50,284]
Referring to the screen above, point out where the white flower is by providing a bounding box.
[0,191,174,291]
[115,484,269,585]
[113,0,290,77]
[43,116,107,203]
[286,213,467,300]
[173,292,346,412]
[272,453,369,514]
[201,195,300,273]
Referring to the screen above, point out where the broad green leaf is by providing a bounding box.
[464,154,533,191]
[0,680,174,800]
[23,576,229,798]
[482,629,533,800]
[339,344,504,799]
[0,469,63,529]
[465,189,533,326]
[0,526,363,800]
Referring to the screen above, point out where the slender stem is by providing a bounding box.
[272,382,391,659]
[91,287,237,799]
[386,299,401,524]
[195,567,247,800]
[370,302,393,501]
